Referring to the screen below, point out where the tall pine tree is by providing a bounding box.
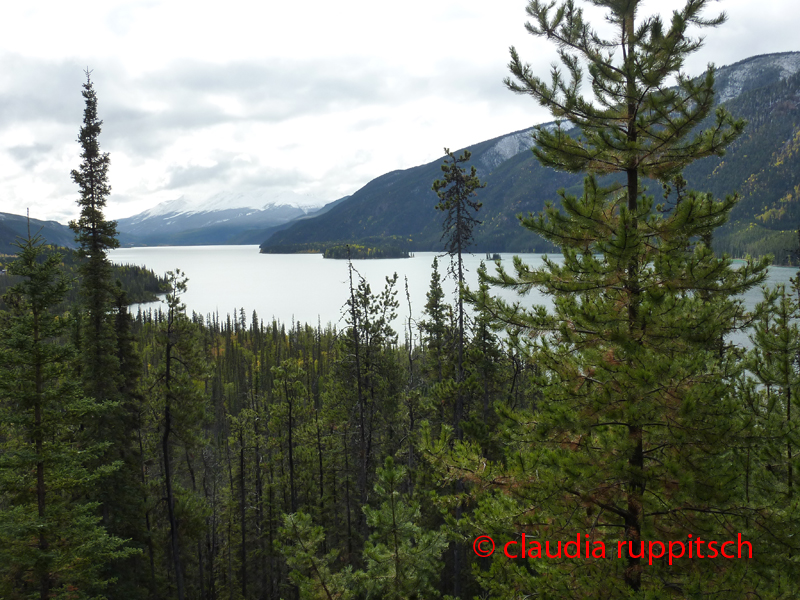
[435,0,781,596]
[432,150,485,599]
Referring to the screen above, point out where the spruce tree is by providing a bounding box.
[419,256,454,385]
[433,151,485,598]
[69,70,146,597]
[357,457,448,599]
[747,284,800,498]
[0,231,134,599]
[338,260,401,532]
[432,149,485,436]
[437,0,779,596]
[69,69,121,403]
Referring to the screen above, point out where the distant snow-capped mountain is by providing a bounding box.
[128,189,327,222]
[117,190,334,246]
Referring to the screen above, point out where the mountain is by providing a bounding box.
[0,212,77,251]
[263,52,800,264]
[117,189,335,246]
[225,195,352,245]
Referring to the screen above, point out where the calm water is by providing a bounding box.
[109,246,796,342]
[109,246,532,332]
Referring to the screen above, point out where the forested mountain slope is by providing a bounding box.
[0,212,77,251]
[263,52,800,263]
[686,63,800,263]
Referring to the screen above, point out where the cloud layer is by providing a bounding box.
[0,0,797,223]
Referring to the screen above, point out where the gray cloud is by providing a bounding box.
[134,58,432,123]
[0,52,527,154]
[166,162,236,190]
[0,56,87,124]
[161,151,315,197]
[7,143,54,169]
[235,168,316,191]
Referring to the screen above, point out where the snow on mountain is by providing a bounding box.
[478,128,536,173]
[472,53,800,176]
[195,189,326,213]
[117,189,334,245]
[130,189,328,223]
[476,123,566,174]
[714,52,800,103]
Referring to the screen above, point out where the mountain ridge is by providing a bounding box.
[4,51,799,260]
[116,189,337,246]
[262,51,800,264]
[0,212,77,252]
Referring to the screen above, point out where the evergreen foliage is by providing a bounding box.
[0,247,166,310]
[68,71,150,600]
[432,148,486,436]
[144,270,209,600]
[323,244,410,259]
[0,232,134,599]
[418,257,455,385]
[280,511,353,600]
[263,53,800,264]
[357,457,448,599]
[280,458,448,600]
[337,262,403,534]
[69,70,121,402]
[429,0,787,597]
[433,149,485,273]
[260,236,412,257]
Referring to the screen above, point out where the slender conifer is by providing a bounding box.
[444,1,775,596]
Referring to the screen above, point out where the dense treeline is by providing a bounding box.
[0,245,166,310]
[323,244,410,259]
[108,259,535,599]
[2,1,800,598]
[260,236,413,257]
[3,229,798,598]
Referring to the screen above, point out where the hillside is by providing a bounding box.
[0,212,77,251]
[263,52,800,264]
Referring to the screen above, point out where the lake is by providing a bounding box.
[109,246,529,332]
[109,246,797,343]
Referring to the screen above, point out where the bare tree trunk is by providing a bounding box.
[239,429,248,598]
[623,11,643,593]
[139,427,158,599]
[316,412,326,552]
[343,426,353,560]
[163,401,185,600]
[163,305,186,600]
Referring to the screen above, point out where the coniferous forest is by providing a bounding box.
[2,1,800,599]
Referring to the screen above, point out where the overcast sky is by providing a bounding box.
[1,0,797,223]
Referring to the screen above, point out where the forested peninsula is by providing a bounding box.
[260,237,412,259]
[1,2,800,600]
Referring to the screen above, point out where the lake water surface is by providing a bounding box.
[110,246,797,342]
[109,247,532,331]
